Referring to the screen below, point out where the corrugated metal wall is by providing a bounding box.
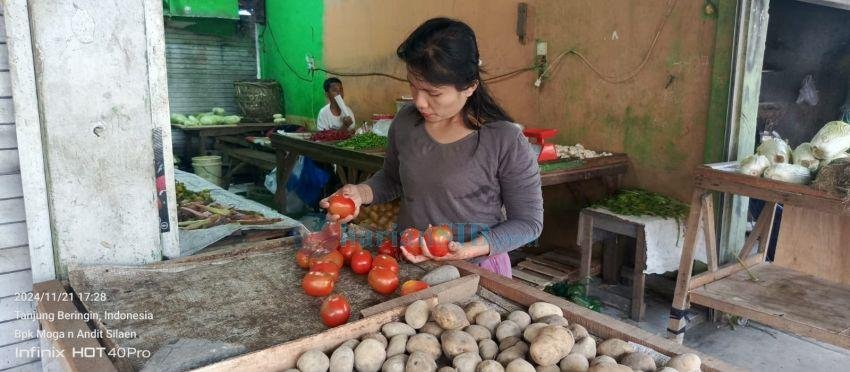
[0,5,41,370]
[165,23,257,116]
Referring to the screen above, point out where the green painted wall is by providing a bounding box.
[259,1,325,128]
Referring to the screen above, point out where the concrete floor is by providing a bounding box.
[589,279,850,371]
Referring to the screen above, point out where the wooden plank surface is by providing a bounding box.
[0,269,31,297]
[0,318,37,346]
[0,245,30,273]
[0,293,35,322]
[33,280,117,372]
[359,273,479,318]
[0,339,39,370]
[0,197,26,223]
[0,123,17,147]
[690,264,850,349]
[0,148,19,173]
[773,206,850,285]
[452,260,742,372]
[0,221,28,248]
[0,172,23,198]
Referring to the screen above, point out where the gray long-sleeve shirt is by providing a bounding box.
[364,104,544,258]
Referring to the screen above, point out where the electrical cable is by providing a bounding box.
[263,25,314,82]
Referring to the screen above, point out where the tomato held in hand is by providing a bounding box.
[309,262,340,281]
[337,240,363,263]
[311,250,345,269]
[349,250,373,275]
[377,239,399,259]
[425,225,453,257]
[400,228,422,256]
[400,280,429,296]
[295,248,312,269]
[371,254,399,274]
[302,271,335,297]
[327,194,356,219]
[320,294,351,327]
[368,267,399,295]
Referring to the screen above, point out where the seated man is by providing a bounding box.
[316,77,355,131]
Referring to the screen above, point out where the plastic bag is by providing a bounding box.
[796,74,819,106]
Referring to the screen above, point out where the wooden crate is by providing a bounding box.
[512,251,601,288]
[34,258,739,371]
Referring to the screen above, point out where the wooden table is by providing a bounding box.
[667,162,850,349]
[33,238,740,372]
[270,133,629,213]
[172,123,281,168]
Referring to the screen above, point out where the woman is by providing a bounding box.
[320,18,543,277]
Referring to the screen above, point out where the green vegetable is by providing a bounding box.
[199,115,219,126]
[593,189,689,221]
[221,115,241,125]
[212,107,226,115]
[273,113,284,119]
[171,114,188,124]
[543,280,602,312]
[335,132,388,150]
[185,115,200,126]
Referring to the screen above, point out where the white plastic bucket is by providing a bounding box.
[192,155,222,186]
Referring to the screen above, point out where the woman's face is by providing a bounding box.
[408,72,477,124]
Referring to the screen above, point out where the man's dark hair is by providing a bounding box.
[323,77,342,92]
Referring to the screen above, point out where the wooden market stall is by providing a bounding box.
[667,162,850,349]
[32,237,741,371]
[172,122,281,168]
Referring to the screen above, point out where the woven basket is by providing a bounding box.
[234,79,283,122]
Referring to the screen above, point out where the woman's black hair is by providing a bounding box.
[397,18,513,129]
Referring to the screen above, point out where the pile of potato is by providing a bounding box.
[355,201,401,231]
[292,300,702,372]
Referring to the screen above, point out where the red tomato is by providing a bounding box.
[337,241,363,263]
[302,271,335,297]
[368,267,399,295]
[320,294,351,327]
[295,248,312,269]
[350,250,373,275]
[372,254,399,274]
[328,194,356,219]
[377,238,399,259]
[425,225,453,257]
[311,250,345,269]
[400,228,422,256]
[400,280,429,296]
[309,262,340,282]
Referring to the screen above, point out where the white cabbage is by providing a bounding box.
[810,121,850,159]
[792,143,820,172]
[763,163,812,184]
[739,154,771,177]
[756,138,792,164]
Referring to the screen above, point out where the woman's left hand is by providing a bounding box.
[401,235,487,263]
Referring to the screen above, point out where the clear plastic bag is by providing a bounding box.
[796,74,819,106]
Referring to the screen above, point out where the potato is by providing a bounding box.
[407,333,442,360]
[496,341,528,365]
[355,338,387,372]
[362,332,389,348]
[536,366,560,372]
[476,360,505,372]
[656,368,679,372]
[596,339,633,360]
[587,364,631,372]
[439,368,458,372]
[464,325,492,341]
[590,356,617,366]
[283,369,299,372]
[382,354,408,372]
[386,335,408,357]
[495,320,522,341]
[422,265,461,286]
[406,351,437,372]
[405,300,431,329]
[537,315,568,327]
[522,323,548,343]
[383,322,417,338]
[420,322,445,337]
[433,303,471,330]
[666,353,701,371]
[498,337,523,352]
[464,301,490,323]
[340,339,360,350]
[530,334,572,366]
[569,337,596,360]
[506,311,531,329]
[559,354,589,372]
[441,330,479,359]
[528,302,562,321]
[453,351,483,372]
[297,349,329,372]
[330,345,355,372]
[505,359,535,372]
[478,339,498,360]
[619,352,655,371]
[566,324,589,340]
[475,310,502,332]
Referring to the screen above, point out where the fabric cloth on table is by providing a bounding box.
[176,170,305,257]
[478,252,512,278]
[587,207,708,275]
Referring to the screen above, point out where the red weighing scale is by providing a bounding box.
[523,128,559,162]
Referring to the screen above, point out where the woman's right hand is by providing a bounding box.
[319,184,369,224]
